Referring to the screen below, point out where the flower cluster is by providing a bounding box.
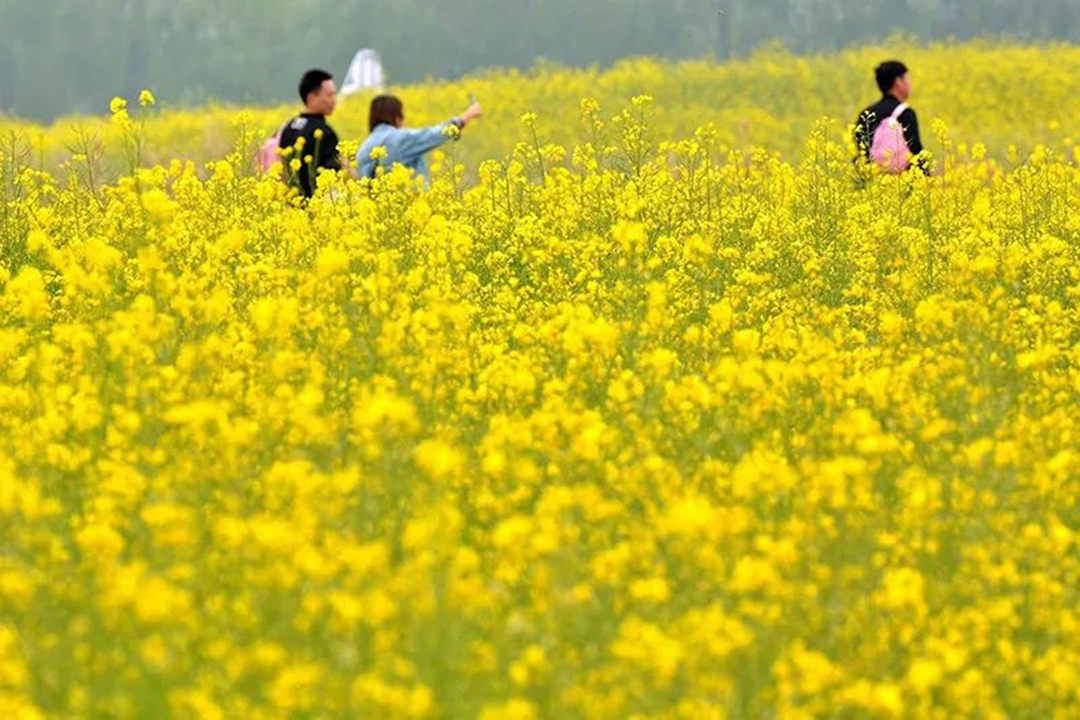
[2,44,1080,718]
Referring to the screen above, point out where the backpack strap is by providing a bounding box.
[890,103,908,121]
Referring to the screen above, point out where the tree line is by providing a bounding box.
[2,0,1078,121]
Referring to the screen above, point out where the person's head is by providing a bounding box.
[875,61,911,100]
[369,95,404,131]
[299,69,336,115]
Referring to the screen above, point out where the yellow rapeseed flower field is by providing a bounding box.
[2,41,1080,718]
[4,40,1080,177]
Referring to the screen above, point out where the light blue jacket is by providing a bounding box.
[356,119,461,182]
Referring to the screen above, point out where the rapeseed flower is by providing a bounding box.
[2,40,1080,718]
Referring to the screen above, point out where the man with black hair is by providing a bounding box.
[279,69,343,198]
[854,60,929,175]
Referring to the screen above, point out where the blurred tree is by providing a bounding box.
[4,0,1080,120]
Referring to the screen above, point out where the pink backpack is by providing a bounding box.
[256,121,290,173]
[870,103,910,174]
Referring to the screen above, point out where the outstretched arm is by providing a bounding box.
[395,101,484,163]
[394,123,457,162]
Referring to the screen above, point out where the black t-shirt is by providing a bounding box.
[278,113,342,197]
[854,96,928,174]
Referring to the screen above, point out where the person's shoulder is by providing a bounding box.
[358,127,387,152]
[896,105,918,126]
[858,99,883,120]
[367,124,397,141]
[278,116,300,144]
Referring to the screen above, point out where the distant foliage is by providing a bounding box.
[1,0,1079,119]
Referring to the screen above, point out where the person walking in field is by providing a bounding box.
[278,69,343,198]
[357,95,483,183]
[854,61,929,175]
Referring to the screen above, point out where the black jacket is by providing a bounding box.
[278,113,342,198]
